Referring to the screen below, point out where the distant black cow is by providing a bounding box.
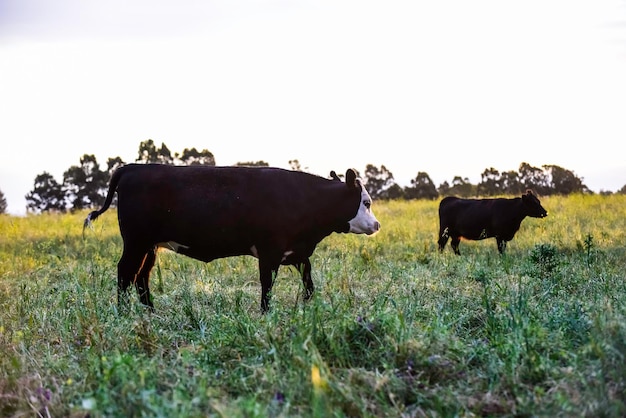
[84,164,380,312]
[437,190,547,255]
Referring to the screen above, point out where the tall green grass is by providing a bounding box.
[1,194,625,416]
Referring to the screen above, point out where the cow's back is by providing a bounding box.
[438,196,487,226]
[114,164,360,250]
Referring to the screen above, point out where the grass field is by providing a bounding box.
[1,194,626,417]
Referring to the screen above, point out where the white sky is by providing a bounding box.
[1,0,626,215]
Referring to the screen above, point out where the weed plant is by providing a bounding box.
[1,194,625,416]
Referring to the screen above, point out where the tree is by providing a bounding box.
[518,162,549,195]
[543,165,589,195]
[447,176,474,197]
[235,161,270,167]
[289,159,305,171]
[500,170,522,195]
[63,154,110,211]
[136,139,175,164]
[477,167,502,196]
[0,189,7,214]
[438,181,451,196]
[107,156,125,173]
[179,148,215,166]
[404,172,438,200]
[362,164,397,200]
[618,185,626,195]
[475,168,521,196]
[385,183,406,200]
[25,172,67,213]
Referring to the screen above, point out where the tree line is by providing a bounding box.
[0,139,623,214]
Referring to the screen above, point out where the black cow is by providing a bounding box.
[437,190,547,255]
[84,164,380,312]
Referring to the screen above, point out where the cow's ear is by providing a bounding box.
[522,189,539,204]
[345,169,359,189]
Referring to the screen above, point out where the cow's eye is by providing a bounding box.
[363,200,371,209]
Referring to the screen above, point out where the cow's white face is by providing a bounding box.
[348,184,381,235]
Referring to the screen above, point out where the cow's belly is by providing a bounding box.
[158,241,305,265]
[249,245,297,264]
[158,240,253,262]
[456,226,494,240]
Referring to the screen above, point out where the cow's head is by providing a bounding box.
[522,190,548,218]
[344,169,381,235]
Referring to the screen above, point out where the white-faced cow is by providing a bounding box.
[437,190,547,255]
[84,164,380,312]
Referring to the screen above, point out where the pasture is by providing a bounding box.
[1,194,625,417]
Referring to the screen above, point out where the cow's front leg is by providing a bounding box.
[497,239,507,254]
[298,259,314,302]
[451,237,461,255]
[259,258,280,313]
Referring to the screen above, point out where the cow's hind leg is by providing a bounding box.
[298,259,314,302]
[438,226,449,252]
[117,245,151,309]
[259,257,280,313]
[450,236,461,255]
[135,247,157,309]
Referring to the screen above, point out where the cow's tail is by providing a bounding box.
[82,167,124,238]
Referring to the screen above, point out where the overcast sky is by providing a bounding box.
[1,0,626,215]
